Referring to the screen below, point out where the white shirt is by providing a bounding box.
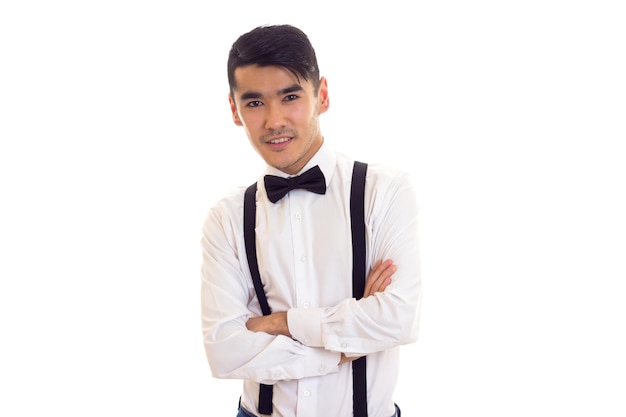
[201,143,421,417]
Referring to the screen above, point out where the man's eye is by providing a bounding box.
[246,101,263,107]
[284,94,298,101]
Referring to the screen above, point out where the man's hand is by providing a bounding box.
[363,259,396,297]
[339,352,363,364]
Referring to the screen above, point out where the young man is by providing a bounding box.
[201,24,421,417]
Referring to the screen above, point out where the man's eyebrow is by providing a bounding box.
[239,84,304,101]
[278,84,304,95]
[240,91,262,100]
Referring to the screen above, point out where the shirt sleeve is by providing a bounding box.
[287,170,422,356]
[201,201,341,384]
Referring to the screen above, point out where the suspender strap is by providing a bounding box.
[243,183,273,415]
[350,161,368,417]
[243,160,368,416]
[244,184,271,316]
[351,161,368,298]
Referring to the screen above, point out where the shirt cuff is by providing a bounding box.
[287,307,325,347]
[299,346,341,378]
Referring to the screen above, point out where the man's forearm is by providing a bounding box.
[247,314,359,366]
[246,312,291,337]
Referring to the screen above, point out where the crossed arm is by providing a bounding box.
[245,259,396,364]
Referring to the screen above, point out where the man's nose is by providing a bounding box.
[264,104,287,130]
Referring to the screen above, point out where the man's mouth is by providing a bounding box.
[268,137,291,144]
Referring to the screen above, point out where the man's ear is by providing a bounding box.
[318,76,330,114]
[229,94,243,126]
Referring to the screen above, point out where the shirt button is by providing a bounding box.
[304,390,311,397]
[300,256,306,262]
[304,337,310,344]
[295,212,302,220]
[273,372,282,379]
[303,302,310,308]
[341,343,348,348]
[318,365,325,372]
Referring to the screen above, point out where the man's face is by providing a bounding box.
[229,65,329,175]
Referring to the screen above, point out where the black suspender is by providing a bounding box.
[243,161,368,416]
[244,184,272,317]
[350,160,368,417]
[243,183,274,415]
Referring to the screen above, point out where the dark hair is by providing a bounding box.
[227,24,321,96]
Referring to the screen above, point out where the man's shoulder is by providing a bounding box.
[205,185,249,223]
[333,151,413,191]
[335,151,407,176]
[351,158,411,186]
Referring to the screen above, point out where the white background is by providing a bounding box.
[1,1,625,416]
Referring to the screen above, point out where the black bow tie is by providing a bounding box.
[264,165,327,203]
